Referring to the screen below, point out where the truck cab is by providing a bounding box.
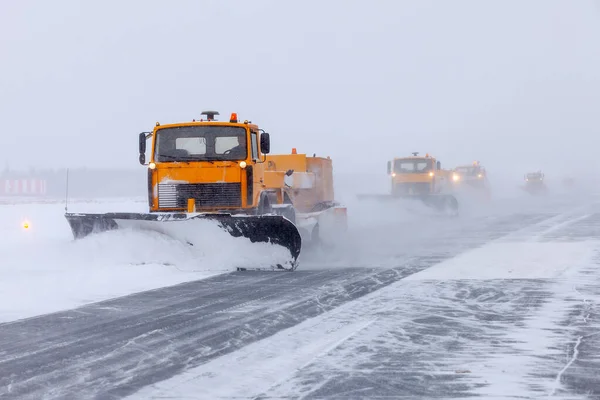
[386,153,451,197]
[524,171,547,195]
[139,111,289,215]
[525,171,544,185]
[452,161,487,188]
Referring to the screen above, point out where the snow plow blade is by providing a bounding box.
[357,193,459,215]
[64,212,302,269]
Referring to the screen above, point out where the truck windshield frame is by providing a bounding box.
[393,158,433,174]
[154,125,248,162]
[455,166,479,175]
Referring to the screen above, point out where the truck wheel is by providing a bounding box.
[445,196,459,216]
[258,194,272,215]
[311,223,320,244]
[274,204,296,224]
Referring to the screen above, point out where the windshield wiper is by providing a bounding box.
[158,154,186,161]
[203,158,235,162]
[158,155,215,163]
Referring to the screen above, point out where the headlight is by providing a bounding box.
[429,172,434,177]
[391,173,396,177]
[452,174,460,181]
[239,161,247,169]
[148,162,156,170]
[478,174,482,178]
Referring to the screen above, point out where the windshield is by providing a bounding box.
[154,125,247,162]
[393,158,433,173]
[455,166,480,175]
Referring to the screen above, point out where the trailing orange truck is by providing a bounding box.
[451,161,491,200]
[265,149,347,246]
[358,152,459,215]
[452,161,488,187]
[64,111,303,270]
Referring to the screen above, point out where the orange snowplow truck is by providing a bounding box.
[64,111,303,270]
[357,152,458,215]
[266,149,347,244]
[144,112,292,215]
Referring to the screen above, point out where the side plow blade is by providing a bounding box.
[64,212,302,270]
[356,194,459,216]
[420,195,459,216]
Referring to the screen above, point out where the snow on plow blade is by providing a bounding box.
[64,212,302,269]
[357,194,459,215]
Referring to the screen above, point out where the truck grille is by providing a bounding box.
[393,182,431,196]
[158,183,242,209]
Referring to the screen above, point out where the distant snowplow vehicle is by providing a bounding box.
[265,149,347,247]
[451,161,491,200]
[64,111,303,270]
[523,171,547,195]
[358,153,459,215]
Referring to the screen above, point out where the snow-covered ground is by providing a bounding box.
[0,189,593,323]
[299,184,595,269]
[0,198,289,322]
[129,212,600,399]
[1,191,599,399]
[0,189,512,322]
[1,187,593,323]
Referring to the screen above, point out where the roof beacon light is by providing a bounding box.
[292,148,297,154]
[201,111,220,121]
[230,112,238,123]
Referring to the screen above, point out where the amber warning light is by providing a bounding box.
[22,220,30,230]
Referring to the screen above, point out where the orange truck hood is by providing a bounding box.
[155,162,242,185]
[393,173,433,183]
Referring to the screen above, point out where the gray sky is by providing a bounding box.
[2,0,599,179]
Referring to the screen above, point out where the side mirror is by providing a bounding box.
[139,132,149,165]
[436,161,441,170]
[139,132,147,154]
[387,161,391,174]
[260,132,271,154]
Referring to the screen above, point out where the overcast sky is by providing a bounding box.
[1,0,599,179]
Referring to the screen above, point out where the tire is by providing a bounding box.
[258,193,272,215]
[274,204,296,224]
[311,223,320,244]
[446,196,459,216]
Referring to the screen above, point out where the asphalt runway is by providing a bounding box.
[1,206,598,399]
